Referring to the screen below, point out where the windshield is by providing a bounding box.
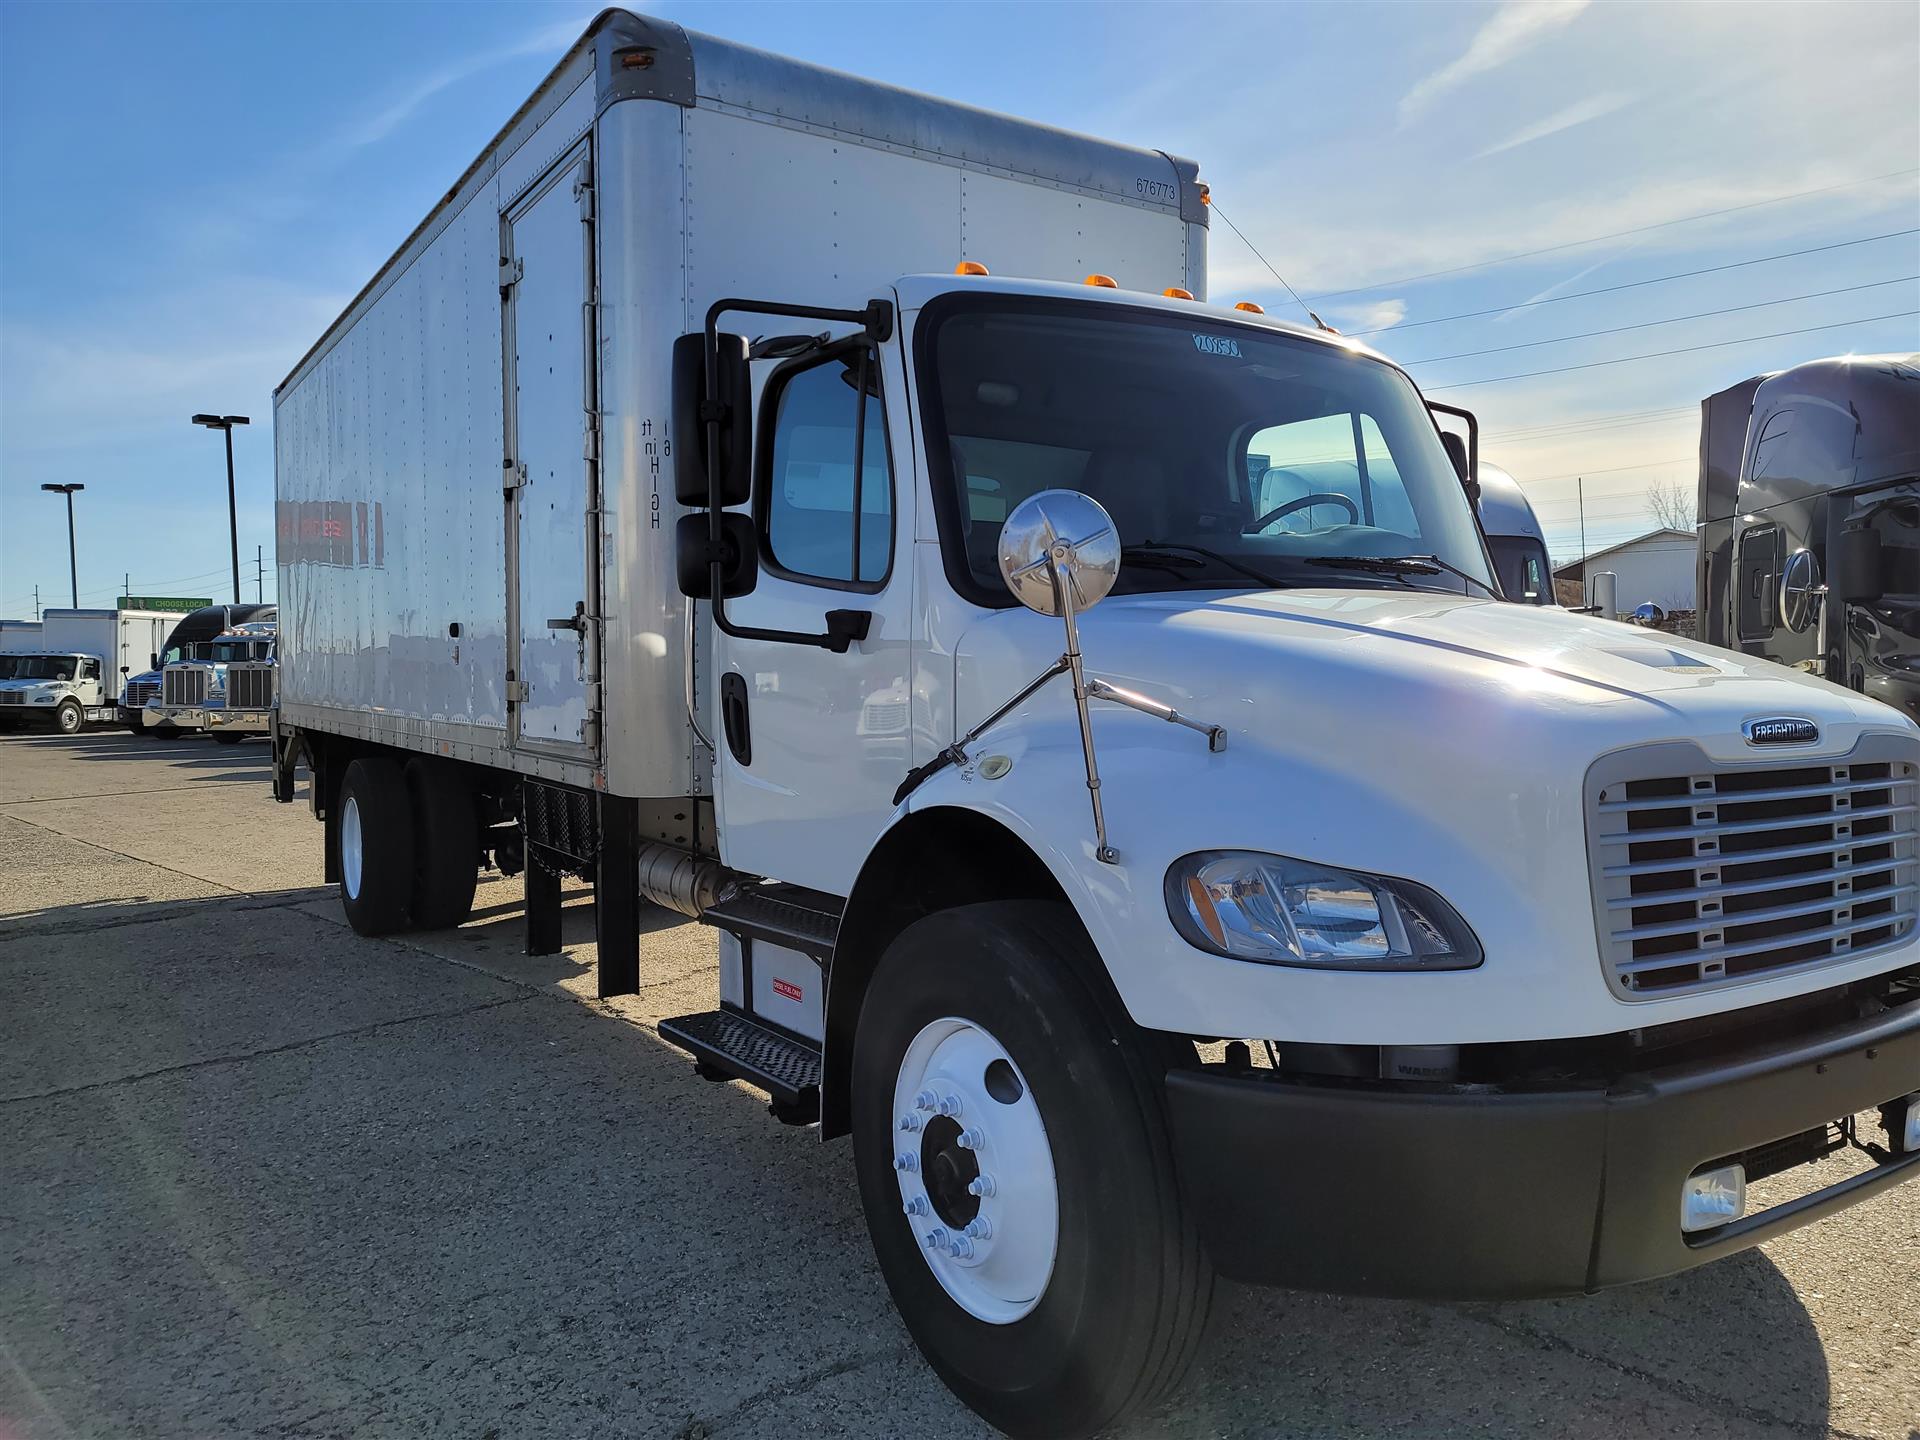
[198,639,267,663]
[15,656,77,680]
[0,656,18,679]
[920,298,1493,603]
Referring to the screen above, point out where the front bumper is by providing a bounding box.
[1165,996,1920,1300]
[205,707,269,734]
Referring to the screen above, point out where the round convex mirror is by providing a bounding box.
[1779,547,1823,634]
[997,490,1121,617]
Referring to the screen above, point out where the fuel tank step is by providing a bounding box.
[700,883,842,961]
[658,1008,822,1116]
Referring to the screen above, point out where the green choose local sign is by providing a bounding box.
[119,597,214,614]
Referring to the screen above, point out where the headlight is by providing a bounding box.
[1165,850,1482,970]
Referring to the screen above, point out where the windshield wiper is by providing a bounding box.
[1305,553,1500,598]
[1125,542,1293,591]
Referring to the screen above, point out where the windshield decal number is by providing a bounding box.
[1192,333,1242,358]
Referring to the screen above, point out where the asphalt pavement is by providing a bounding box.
[1,729,1915,1438]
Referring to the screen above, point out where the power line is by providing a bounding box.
[1486,405,1697,442]
[1402,277,1917,366]
[1208,197,1317,326]
[1517,457,1695,486]
[1424,310,1920,392]
[1350,229,1920,337]
[1304,167,1920,302]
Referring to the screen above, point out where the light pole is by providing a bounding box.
[191,413,250,603]
[39,483,84,608]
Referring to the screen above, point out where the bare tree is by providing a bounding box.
[1646,477,1693,531]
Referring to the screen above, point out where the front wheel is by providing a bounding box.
[55,700,84,735]
[851,902,1212,1439]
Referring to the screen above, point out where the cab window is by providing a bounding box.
[761,350,892,587]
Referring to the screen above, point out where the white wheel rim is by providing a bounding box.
[890,1017,1058,1324]
[341,794,364,900]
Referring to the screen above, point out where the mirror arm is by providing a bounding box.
[700,296,895,652]
[1427,400,1480,507]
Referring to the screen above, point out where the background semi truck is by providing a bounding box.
[121,603,277,734]
[1697,353,1919,719]
[270,14,1920,1436]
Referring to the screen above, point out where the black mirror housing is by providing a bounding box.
[1834,527,1885,603]
[672,331,752,507]
[676,512,759,599]
[1440,431,1469,483]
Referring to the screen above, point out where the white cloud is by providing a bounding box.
[1475,90,1635,159]
[1337,298,1408,332]
[1399,0,1591,125]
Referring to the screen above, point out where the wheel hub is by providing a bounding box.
[890,1017,1058,1325]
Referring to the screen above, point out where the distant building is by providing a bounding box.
[1554,528,1696,615]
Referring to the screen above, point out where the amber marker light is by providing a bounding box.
[954,261,990,276]
[1084,274,1118,288]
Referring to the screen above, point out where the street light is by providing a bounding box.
[191,414,250,603]
[39,483,84,608]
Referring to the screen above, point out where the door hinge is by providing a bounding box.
[583,416,600,463]
[506,679,530,705]
[503,460,528,495]
[574,178,595,221]
[499,255,524,298]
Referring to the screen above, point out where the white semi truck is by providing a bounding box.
[270,14,1920,1436]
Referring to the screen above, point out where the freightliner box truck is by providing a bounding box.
[270,13,1920,1435]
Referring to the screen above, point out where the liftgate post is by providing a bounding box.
[595,794,640,997]
[525,851,563,956]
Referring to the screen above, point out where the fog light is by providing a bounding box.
[1901,1095,1920,1154]
[1680,1164,1746,1233]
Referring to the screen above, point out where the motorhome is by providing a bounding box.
[1697,353,1919,721]
[268,15,1920,1436]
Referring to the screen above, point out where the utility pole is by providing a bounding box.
[1577,476,1588,564]
[34,586,40,621]
[124,572,131,607]
[255,545,264,603]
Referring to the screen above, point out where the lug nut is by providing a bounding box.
[938,1094,963,1117]
[967,1174,996,1198]
[902,1195,928,1217]
[956,1128,984,1150]
[895,1152,918,1173]
[898,1113,922,1133]
[964,1217,992,1240]
[925,1227,948,1250]
[947,1235,975,1260]
[914,1090,938,1112]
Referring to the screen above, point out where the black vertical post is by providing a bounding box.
[596,793,639,997]
[525,850,562,955]
[63,490,78,608]
[224,425,241,605]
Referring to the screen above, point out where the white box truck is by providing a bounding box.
[270,13,1920,1436]
[0,607,175,733]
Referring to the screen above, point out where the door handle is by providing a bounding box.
[546,602,587,633]
[721,672,751,766]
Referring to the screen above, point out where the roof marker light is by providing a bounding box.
[1084,274,1118,288]
[954,261,990,276]
[1234,301,1265,314]
[1163,287,1195,301]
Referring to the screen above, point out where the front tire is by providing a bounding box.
[55,700,84,735]
[852,902,1212,1439]
[337,756,415,935]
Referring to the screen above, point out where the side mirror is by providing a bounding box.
[675,512,759,599]
[672,331,752,507]
[1834,527,1884,603]
[1778,547,1825,633]
[1428,401,1481,509]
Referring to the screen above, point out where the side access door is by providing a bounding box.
[502,145,600,757]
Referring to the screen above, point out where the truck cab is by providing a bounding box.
[148,624,276,741]
[1476,460,1556,604]
[0,652,108,733]
[125,603,277,735]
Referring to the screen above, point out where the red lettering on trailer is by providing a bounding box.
[772,978,803,1003]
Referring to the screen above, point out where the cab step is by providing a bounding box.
[658,1008,822,1119]
[701,883,842,961]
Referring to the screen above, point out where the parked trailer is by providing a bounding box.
[271,14,1920,1436]
[1697,353,1920,720]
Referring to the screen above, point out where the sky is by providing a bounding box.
[1,0,1916,617]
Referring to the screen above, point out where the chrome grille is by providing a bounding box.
[163,668,209,706]
[1587,736,1918,998]
[227,664,274,710]
[0,691,23,706]
[123,678,158,708]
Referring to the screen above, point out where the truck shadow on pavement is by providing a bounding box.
[0,883,1849,1440]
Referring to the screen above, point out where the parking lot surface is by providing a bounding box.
[1,730,1915,1438]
